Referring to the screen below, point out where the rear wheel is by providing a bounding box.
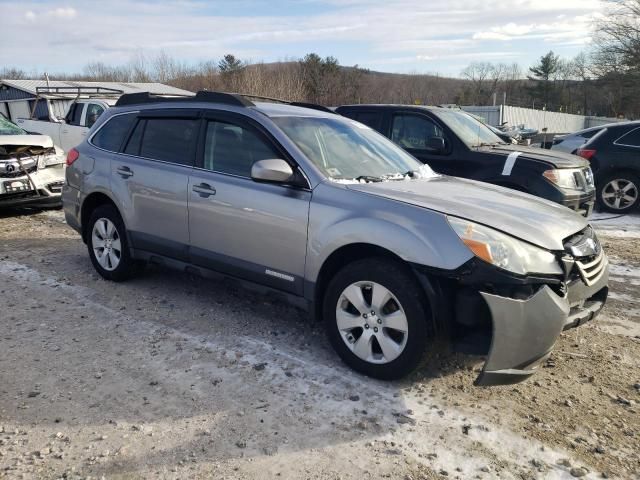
[597,172,640,213]
[323,258,430,380]
[87,204,138,281]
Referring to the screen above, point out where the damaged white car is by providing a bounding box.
[0,115,66,208]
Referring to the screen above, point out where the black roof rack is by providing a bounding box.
[115,90,335,114]
[289,102,335,114]
[35,86,124,98]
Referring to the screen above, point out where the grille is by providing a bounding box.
[0,164,38,178]
[575,250,606,286]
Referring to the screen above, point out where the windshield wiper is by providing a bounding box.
[354,175,384,182]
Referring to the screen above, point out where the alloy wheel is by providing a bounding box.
[601,178,638,210]
[335,281,409,364]
[91,218,122,271]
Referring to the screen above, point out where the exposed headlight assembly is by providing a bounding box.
[543,168,580,189]
[448,217,562,276]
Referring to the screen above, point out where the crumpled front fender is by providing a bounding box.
[475,285,568,386]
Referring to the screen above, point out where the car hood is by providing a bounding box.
[0,134,54,149]
[346,176,588,251]
[0,134,55,158]
[486,144,588,169]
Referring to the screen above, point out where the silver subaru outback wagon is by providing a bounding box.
[62,91,609,386]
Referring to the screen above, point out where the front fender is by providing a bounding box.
[305,182,473,283]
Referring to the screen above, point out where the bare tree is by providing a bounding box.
[594,0,640,72]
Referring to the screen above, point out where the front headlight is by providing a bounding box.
[43,148,66,167]
[448,217,562,275]
[543,168,580,189]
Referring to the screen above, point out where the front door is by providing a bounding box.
[390,112,456,175]
[61,103,89,152]
[188,113,311,295]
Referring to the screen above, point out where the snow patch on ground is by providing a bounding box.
[592,212,640,239]
[0,259,600,480]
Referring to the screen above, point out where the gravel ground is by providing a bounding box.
[0,208,638,480]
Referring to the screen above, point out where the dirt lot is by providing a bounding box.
[0,209,638,480]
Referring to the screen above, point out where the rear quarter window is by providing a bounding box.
[91,113,137,152]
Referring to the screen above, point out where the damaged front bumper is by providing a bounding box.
[475,255,608,386]
[0,165,65,207]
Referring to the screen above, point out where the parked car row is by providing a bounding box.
[61,91,609,385]
[336,104,596,217]
[7,85,637,216]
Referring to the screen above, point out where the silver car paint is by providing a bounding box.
[346,176,589,251]
[305,181,474,284]
[110,154,192,257]
[188,168,311,294]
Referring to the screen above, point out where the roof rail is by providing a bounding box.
[115,90,253,108]
[290,102,335,114]
[114,90,335,114]
[237,93,335,113]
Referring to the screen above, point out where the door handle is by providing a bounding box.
[116,166,134,178]
[193,183,216,197]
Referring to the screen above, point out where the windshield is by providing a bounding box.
[273,116,434,181]
[433,110,505,148]
[0,116,27,136]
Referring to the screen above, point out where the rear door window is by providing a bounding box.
[138,118,199,165]
[615,127,640,147]
[354,112,383,132]
[91,113,137,152]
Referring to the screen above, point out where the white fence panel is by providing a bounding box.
[459,106,502,126]
[461,105,622,134]
[502,106,585,133]
[585,116,620,128]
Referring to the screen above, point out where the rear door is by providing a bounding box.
[188,112,311,295]
[110,110,199,261]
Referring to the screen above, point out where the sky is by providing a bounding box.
[0,0,606,77]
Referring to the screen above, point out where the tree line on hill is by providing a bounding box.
[2,0,638,119]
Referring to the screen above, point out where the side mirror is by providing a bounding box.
[426,136,445,153]
[251,159,294,183]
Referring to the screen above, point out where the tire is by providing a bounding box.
[597,172,640,213]
[323,258,430,380]
[86,204,138,281]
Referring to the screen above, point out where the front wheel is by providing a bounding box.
[597,172,640,213]
[323,259,430,380]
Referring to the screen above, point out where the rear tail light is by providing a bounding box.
[576,148,596,160]
[66,148,79,166]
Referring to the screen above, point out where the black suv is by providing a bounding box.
[575,121,640,213]
[336,105,596,217]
